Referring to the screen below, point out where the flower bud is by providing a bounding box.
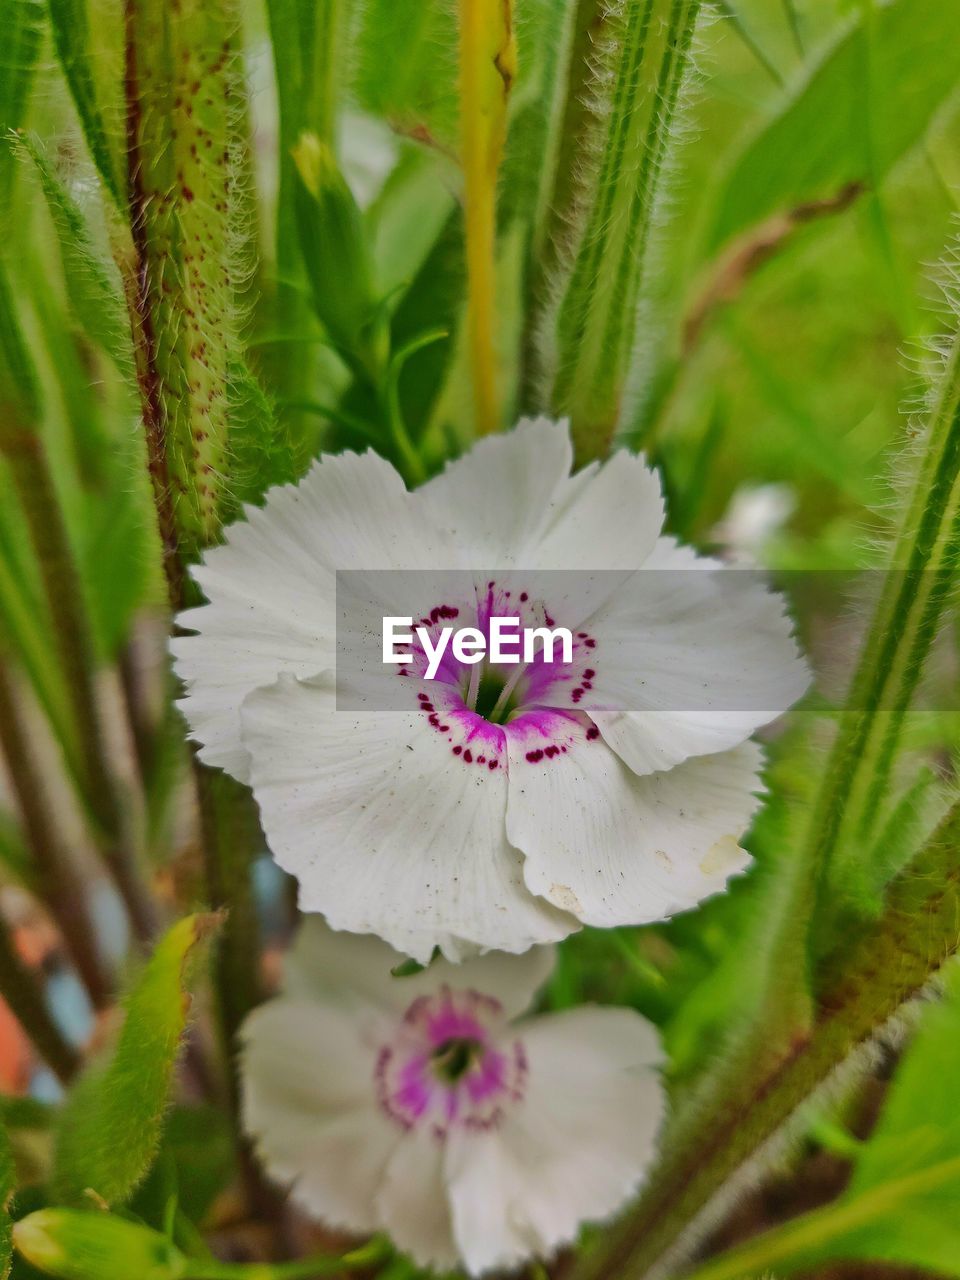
[292,133,386,375]
[13,1209,187,1280]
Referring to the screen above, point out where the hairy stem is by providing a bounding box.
[195,765,264,1086]
[768,324,960,950]
[548,0,701,466]
[517,0,607,410]
[572,800,960,1280]
[121,0,244,569]
[458,0,515,434]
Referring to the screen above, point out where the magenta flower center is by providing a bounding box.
[399,579,602,770]
[375,987,527,1139]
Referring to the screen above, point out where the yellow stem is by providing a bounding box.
[458,0,514,435]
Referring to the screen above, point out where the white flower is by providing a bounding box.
[241,921,665,1275]
[173,418,809,961]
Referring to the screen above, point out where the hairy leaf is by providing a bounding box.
[47,0,124,205]
[52,914,222,1207]
[15,134,130,372]
[222,357,299,513]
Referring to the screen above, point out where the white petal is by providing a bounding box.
[531,447,665,571]
[418,417,573,566]
[506,724,763,926]
[444,1007,665,1275]
[172,449,445,781]
[282,921,411,1010]
[285,918,556,1022]
[241,998,399,1232]
[240,672,575,962]
[555,537,809,773]
[376,1129,459,1271]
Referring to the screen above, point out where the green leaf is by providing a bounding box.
[78,473,152,659]
[13,1211,185,1280]
[47,0,124,204]
[351,0,458,148]
[387,205,465,443]
[222,358,300,514]
[365,148,456,312]
[52,914,222,1207]
[708,0,960,251]
[292,133,383,372]
[573,800,960,1280]
[835,973,960,1271]
[14,134,130,372]
[129,1105,235,1231]
[0,0,44,217]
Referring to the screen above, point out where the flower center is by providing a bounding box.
[400,580,603,769]
[431,1036,484,1083]
[375,988,527,1138]
[469,666,524,724]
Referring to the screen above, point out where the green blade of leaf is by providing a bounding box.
[351,0,458,147]
[707,0,960,252]
[222,357,299,514]
[15,134,130,372]
[47,0,124,205]
[52,914,223,1208]
[0,0,44,217]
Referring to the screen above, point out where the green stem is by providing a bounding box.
[810,330,960,902]
[306,0,342,147]
[458,0,515,435]
[263,0,341,461]
[121,0,245,565]
[569,800,960,1280]
[518,0,607,412]
[548,0,702,466]
[0,657,112,1009]
[194,763,264,1106]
